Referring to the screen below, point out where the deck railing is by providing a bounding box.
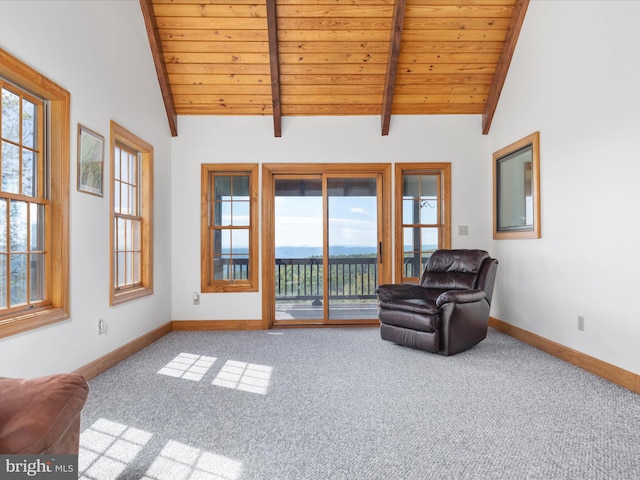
[221,255,427,302]
[275,257,378,301]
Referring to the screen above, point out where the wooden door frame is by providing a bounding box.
[261,163,392,328]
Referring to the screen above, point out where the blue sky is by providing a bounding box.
[275,196,377,248]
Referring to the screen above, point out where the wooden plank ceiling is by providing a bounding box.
[142,0,528,137]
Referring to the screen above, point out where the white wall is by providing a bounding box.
[488,1,640,375]
[171,115,491,321]
[0,1,173,377]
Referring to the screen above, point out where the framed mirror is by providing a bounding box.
[493,131,540,239]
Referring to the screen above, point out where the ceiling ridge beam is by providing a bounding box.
[381,0,406,136]
[481,0,530,135]
[266,0,282,137]
[139,0,178,137]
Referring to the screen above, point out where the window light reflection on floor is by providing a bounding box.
[157,352,217,381]
[79,418,153,480]
[212,360,273,395]
[142,439,242,480]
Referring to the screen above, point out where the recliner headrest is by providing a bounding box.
[426,249,489,274]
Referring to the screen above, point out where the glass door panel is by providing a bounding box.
[327,177,379,321]
[274,177,324,321]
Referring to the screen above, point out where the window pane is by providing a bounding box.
[421,227,438,250]
[10,200,27,251]
[132,219,141,250]
[22,149,36,196]
[403,175,419,198]
[30,203,44,251]
[2,141,20,193]
[213,256,230,280]
[130,184,138,216]
[125,219,133,250]
[0,254,6,308]
[214,176,231,199]
[1,88,19,142]
[232,254,249,280]
[120,150,129,183]
[231,229,249,255]
[116,252,125,286]
[402,198,417,225]
[114,147,121,180]
[121,184,130,214]
[133,252,141,284]
[22,98,36,148]
[420,197,438,224]
[125,252,133,285]
[212,228,230,256]
[116,217,126,251]
[10,253,27,306]
[129,155,137,188]
[232,175,249,198]
[403,252,422,279]
[215,201,231,226]
[403,227,419,254]
[0,200,6,251]
[232,201,249,226]
[30,252,45,302]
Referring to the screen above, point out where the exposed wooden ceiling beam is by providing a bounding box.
[266,0,282,138]
[139,0,178,137]
[482,0,530,135]
[381,0,406,136]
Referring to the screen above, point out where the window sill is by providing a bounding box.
[0,307,70,339]
[201,283,258,294]
[112,286,153,306]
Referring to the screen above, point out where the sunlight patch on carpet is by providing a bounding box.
[79,418,153,480]
[157,353,217,381]
[212,360,273,395]
[142,440,242,480]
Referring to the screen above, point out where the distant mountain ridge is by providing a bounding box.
[276,246,376,258]
[275,245,438,258]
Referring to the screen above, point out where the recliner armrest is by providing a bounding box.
[376,283,423,302]
[435,289,486,307]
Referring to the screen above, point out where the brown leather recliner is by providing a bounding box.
[0,373,89,454]
[376,249,498,355]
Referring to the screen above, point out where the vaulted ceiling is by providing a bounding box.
[140,0,528,137]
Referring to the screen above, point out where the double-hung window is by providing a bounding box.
[1,84,45,312]
[201,164,258,293]
[110,121,153,305]
[395,163,451,283]
[0,48,70,338]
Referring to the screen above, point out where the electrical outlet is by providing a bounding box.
[98,319,106,335]
[458,225,469,236]
[578,315,585,331]
[193,292,200,305]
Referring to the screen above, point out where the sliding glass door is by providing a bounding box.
[264,164,391,327]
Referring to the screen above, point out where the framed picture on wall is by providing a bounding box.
[77,124,104,196]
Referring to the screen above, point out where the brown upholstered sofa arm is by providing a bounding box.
[0,373,89,454]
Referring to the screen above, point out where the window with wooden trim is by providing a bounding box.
[395,163,451,284]
[201,164,258,293]
[0,48,70,339]
[110,122,153,305]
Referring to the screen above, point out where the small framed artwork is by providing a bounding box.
[493,131,541,239]
[77,124,104,196]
